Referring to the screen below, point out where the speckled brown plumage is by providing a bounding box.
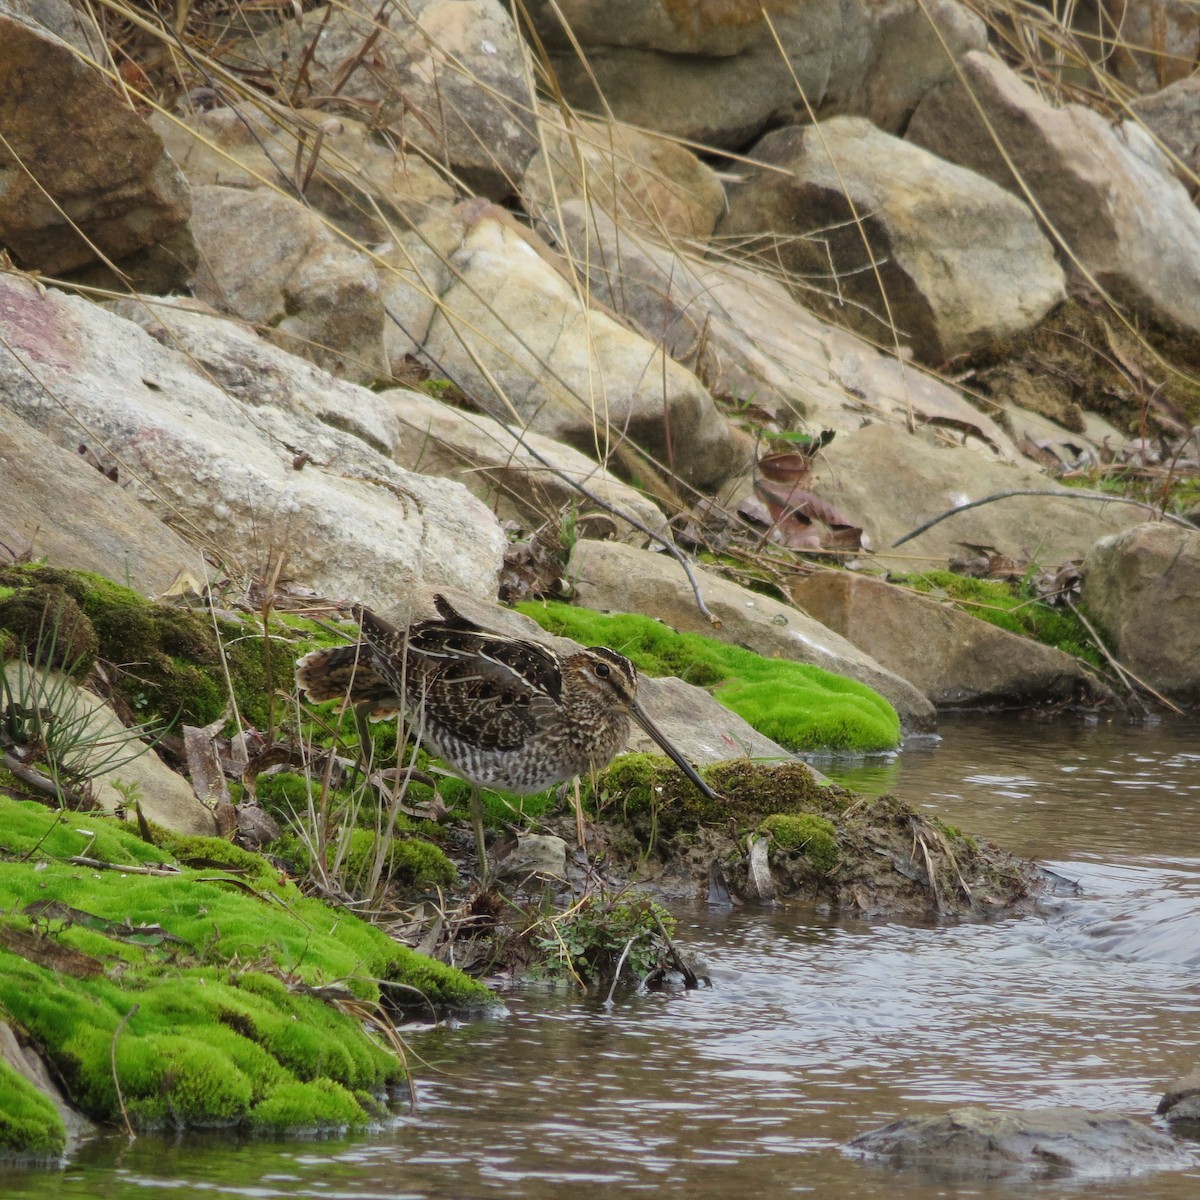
[297,595,711,791]
[295,595,714,871]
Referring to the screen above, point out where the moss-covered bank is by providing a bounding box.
[0,797,494,1157]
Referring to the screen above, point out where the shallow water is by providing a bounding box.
[5,714,1200,1199]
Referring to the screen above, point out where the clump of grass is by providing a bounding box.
[518,601,900,752]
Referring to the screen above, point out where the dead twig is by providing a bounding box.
[892,490,1194,548]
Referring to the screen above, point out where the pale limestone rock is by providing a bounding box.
[908,51,1200,339]
[233,0,537,197]
[152,106,456,244]
[812,423,1147,573]
[1082,523,1200,703]
[521,111,725,241]
[384,387,670,542]
[189,184,388,384]
[395,202,748,488]
[719,117,1065,365]
[792,571,1110,708]
[550,201,1023,459]
[0,274,505,607]
[0,406,199,597]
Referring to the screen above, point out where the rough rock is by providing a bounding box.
[1082,523,1200,703]
[811,423,1147,573]
[496,833,569,880]
[520,0,983,146]
[718,117,1065,365]
[1,0,103,55]
[189,184,387,384]
[791,571,1111,709]
[549,201,1022,458]
[116,299,401,457]
[848,1105,1196,1179]
[521,112,726,241]
[1100,0,1200,93]
[568,539,935,732]
[908,51,1200,339]
[0,406,198,597]
[1128,75,1200,185]
[384,387,671,542]
[0,274,506,607]
[0,15,194,288]
[387,201,749,488]
[1158,1070,1200,1123]
[152,105,456,244]
[235,0,537,198]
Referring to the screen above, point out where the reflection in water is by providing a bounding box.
[3,715,1199,1200]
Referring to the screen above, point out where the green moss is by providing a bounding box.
[0,793,493,1136]
[518,601,900,752]
[0,564,309,735]
[343,828,456,890]
[0,585,97,675]
[760,813,839,872]
[0,1058,65,1159]
[249,1079,369,1133]
[896,570,1102,667]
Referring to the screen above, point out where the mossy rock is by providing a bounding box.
[342,828,456,890]
[0,796,495,1143]
[0,564,304,733]
[0,584,97,676]
[0,1056,65,1161]
[894,569,1102,668]
[518,601,900,753]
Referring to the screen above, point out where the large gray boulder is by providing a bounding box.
[549,201,1021,458]
[0,406,198,597]
[152,106,456,245]
[519,0,983,146]
[384,388,671,543]
[0,15,194,289]
[0,275,505,608]
[1128,75,1200,185]
[718,117,1065,365]
[234,0,537,198]
[521,111,725,242]
[811,423,1147,573]
[908,51,1200,340]
[1082,523,1200,703]
[848,1106,1195,1179]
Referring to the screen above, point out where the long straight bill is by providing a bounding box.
[629,701,718,800]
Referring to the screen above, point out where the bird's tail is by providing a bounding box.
[295,644,401,716]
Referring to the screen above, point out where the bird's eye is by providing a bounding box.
[594,661,610,678]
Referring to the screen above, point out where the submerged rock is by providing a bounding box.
[848,1105,1196,1180]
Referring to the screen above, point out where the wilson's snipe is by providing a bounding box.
[295,595,716,873]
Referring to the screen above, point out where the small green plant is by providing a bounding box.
[533,892,676,988]
[1,601,162,807]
